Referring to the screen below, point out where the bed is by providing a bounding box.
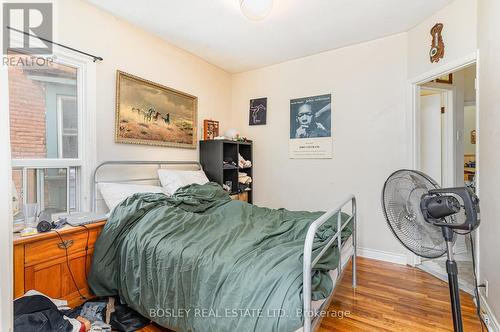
[89,161,357,332]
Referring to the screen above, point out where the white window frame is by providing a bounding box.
[9,45,97,213]
[57,94,78,159]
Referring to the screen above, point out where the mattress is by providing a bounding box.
[294,235,354,332]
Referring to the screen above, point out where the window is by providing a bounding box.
[58,95,78,158]
[9,52,87,221]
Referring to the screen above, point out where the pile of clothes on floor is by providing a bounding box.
[14,290,149,332]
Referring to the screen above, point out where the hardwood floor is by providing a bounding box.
[140,257,483,331]
[318,257,482,331]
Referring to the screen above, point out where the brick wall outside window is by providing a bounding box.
[9,58,78,214]
[9,66,47,159]
[9,66,47,210]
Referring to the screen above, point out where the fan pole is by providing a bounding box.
[443,227,463,332]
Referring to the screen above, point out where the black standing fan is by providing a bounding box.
[382,169,480,332]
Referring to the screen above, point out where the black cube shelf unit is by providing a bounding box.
[199,139,253,204]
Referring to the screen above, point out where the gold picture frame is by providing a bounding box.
[434,73,453,84]
[115,70,197,149]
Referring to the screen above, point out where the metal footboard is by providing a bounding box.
[303,195,357,332]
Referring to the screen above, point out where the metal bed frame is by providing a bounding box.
[303,194,356,332]
[92,161,357,332]
[91,160,202,212]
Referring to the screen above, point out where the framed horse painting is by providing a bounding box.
[115,71,197,149]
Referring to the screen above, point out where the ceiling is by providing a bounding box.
[86,0,453,73]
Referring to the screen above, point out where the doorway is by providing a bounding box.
[414,64,478,294]
[419,87,454,187]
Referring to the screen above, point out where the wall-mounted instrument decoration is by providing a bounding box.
[429,23,444,63]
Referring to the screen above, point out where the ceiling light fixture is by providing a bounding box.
[240,0,273,21]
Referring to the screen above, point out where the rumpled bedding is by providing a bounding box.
[88,182,352,332]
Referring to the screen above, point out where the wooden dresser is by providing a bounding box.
[13,221,106,307]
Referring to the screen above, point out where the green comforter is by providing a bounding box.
[88,182,352,332]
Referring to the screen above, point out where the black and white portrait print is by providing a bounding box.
[290,94,331,139]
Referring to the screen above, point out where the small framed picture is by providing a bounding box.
[435,73,453,84]
[249,97,267,125]
[471,130,476,144]
[203,120,219,140]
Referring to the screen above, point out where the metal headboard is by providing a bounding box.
[92,160,202,212]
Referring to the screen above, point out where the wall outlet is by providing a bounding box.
[483,313,490,327]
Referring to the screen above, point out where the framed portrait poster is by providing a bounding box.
[115,71,197,149]
[289,94,332,159]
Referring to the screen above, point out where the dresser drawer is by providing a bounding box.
[14,221,106,303]
[25,229,99,266]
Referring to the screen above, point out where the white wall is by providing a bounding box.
[0,3,13,329]
[406,0,477,189]
[463,105,476,155]
[464,65,476,105]
[56,0,232,163]
[0,95,13,329]
[231,33,409,257]
[407,0,477,79]
[478,0,500,323]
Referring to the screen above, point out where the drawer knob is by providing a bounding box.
[57,239,74,249]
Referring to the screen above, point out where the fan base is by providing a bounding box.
[443,226,464,332]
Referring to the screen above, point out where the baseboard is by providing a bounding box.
[480,294,500,332]
[357,247,407,265]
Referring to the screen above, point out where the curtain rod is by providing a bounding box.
[6,26,103,62]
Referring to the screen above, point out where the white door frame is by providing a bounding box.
[406,52,479,271]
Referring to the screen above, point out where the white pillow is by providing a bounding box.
[157,169,209,195]
[98,183,164,212]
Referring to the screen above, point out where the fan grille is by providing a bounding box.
[382,170,447,258]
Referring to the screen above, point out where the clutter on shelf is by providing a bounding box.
[239,183,252,192]
[223,157,238,169]
[216,128,250,142]
[224,128,239,140]
[239,153,252,168]
[238,172,252,184]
